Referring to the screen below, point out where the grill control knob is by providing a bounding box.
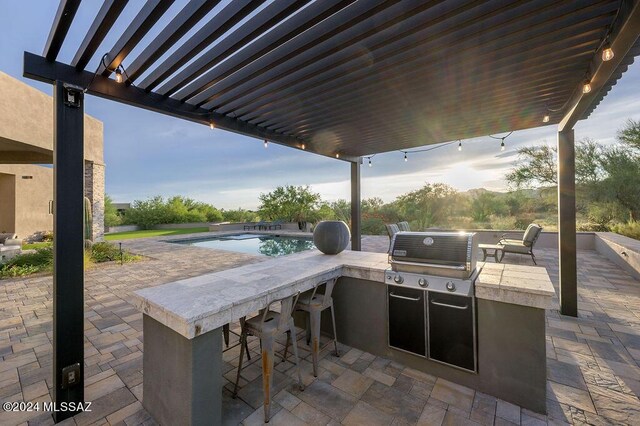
[446,281,456,292]
[393,275,404,284]
[418,278,428,287]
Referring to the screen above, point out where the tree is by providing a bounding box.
[617,118,640,150]
[600,147,640,221]
[395,183,457,229]
[470,192,505,222]
[506,140,606,189]
[258,185,321,223]
[104,194,122,227]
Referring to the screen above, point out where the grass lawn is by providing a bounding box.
[23,241,53,250]
[104,227,210,240]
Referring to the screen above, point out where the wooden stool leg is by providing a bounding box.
[261,336,275,423]
[309,309,321,377]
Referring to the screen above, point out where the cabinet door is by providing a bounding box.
[428,293,476,372]
[387,286,426,356]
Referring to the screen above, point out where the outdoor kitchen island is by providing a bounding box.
[131,249,555,425]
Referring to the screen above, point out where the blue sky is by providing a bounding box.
[2,1,640,209]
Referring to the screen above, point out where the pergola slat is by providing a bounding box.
[71,0,128,70]
[218,1,614,118]
[138,0,266,92]
[43,0,82,61]
[183,0,419,104]
[125,0,221,82]
[156,0,309,97]
[99,0,175,76]
[170,0,357,101]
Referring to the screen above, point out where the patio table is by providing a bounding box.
[479,243,504,262]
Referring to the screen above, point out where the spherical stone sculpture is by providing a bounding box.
[313,220,351,254]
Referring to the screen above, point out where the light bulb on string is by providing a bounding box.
[602,43,614,61]
[583,80,592,94]
[115,68,124,83]
[404,152,408,162]
[368,158,372,167]
[500,140,505,151]
[209,121,215,130]
[543,114,550,123]
[458,141,462,151]
[264,139,268,148]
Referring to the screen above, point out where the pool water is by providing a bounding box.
[174,234,315,257]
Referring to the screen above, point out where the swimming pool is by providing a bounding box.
[173,234,315,257]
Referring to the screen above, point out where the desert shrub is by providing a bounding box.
[125,196,222,228]
[611,221,640,240]
[90,242,140,263]
[361,217,386,235]
[0,247,53,278]
[577,222,611,232]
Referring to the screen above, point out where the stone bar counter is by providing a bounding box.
[131,250,555,425]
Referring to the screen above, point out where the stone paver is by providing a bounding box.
[1,232,640,424]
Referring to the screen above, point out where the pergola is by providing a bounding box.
[23,0,640,421]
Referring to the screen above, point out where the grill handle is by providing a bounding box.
[389,292,422,302]
[430,300,469,310]
[390,259,467,271]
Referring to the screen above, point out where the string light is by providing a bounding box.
[209,121,215,130]
[335,153,340,158]
[300,143,305,150]
[368,158,372,167]
[458,140,462,151]
[489,131,513,152]
[543,114,550,123]
[114,68,124,83]
[404,152,408,162]
[264,139,268,148]
[602,43,614,61]
[583,80,592,94]
[501,140,505,151]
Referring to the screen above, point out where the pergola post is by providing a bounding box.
[53,81,85,421]
[350,159,361,251]
[558,128,577,317]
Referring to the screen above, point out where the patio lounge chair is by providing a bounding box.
[385,224,400,253]
[397,221,411,232]
[268,220,284,230]
[252,221,269,231]
[498,223,543,265]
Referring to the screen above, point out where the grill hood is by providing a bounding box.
[389,232,478,278]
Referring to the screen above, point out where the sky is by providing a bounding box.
[1,1,640,210]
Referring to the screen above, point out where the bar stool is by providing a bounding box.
[296,278,340,377]
[233,293,304,423]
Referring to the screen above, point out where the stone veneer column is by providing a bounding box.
[84,161,105,241]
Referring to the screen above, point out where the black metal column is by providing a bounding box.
[558,129,577,317]
[350,160,361,251]
[53,81,85,421]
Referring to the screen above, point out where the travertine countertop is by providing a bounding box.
[132,250,555,339]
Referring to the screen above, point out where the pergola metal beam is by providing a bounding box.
[99,0,175,76]
[138,1,265,91]
[351,160,361,251]
[157,0,310,97]
[71,0,128,70]
[23,52,358,163]
[559,0,640,132]
[43,0,81,61]
[172,0,356,102]
[558,129,577,317]
[125,0,221,81]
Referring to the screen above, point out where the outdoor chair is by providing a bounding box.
[397,221,411,232]
[233,293,304,423]
[252,221,269,231]
[385,223,400,253]
[498,223,543,265]
[295,278,340,377]
[268,219,284,230]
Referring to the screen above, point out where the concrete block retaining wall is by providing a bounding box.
[594,233,640,280]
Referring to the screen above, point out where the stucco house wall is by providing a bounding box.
[0,164,53,238]
[0,71,105,240]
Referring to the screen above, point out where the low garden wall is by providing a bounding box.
[426,229,595,250]
[208,222,301,232]
[594,232,640,280]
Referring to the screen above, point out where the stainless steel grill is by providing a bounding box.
[389,232,477,279]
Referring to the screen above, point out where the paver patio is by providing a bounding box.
[1,233,639,425]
